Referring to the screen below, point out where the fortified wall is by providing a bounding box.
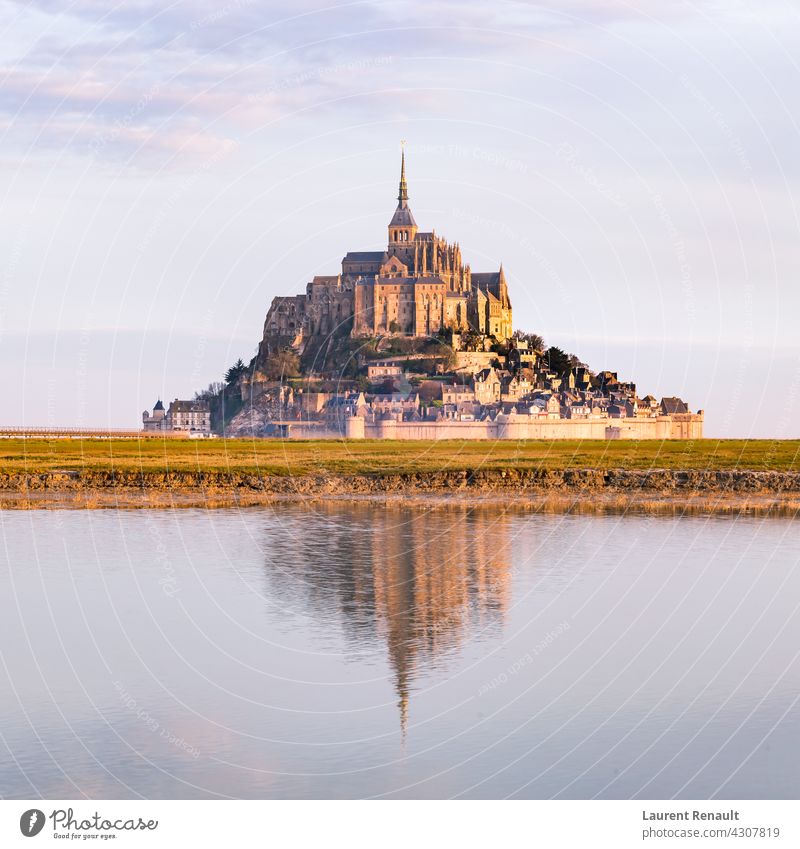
[341,413,704,441]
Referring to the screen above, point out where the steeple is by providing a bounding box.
[398,145,409,206]
[388,141,417,244]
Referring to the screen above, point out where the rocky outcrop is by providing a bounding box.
[2,468,800,495]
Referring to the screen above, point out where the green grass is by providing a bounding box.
[1,438,799,476]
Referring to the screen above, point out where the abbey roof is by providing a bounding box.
[471,272,502,286]
[344,251,384,262]
[389,205,417,227]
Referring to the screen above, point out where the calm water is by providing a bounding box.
[1,505,798,799]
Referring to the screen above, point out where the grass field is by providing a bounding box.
[1,438,799,476]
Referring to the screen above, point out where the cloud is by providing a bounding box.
[3,0,796,170]
[1,0,716,163]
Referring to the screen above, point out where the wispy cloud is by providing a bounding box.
[1,0,713,163]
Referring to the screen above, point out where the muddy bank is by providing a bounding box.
[1,468,799,514]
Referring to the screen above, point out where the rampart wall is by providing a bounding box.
[340,413,703,441]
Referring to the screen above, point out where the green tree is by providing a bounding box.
[195,381,224,401]
[462,330,489,352]
[437,343,457,373]
[513,330,545,352]
[225,358,247,384]
[567,353,587,370]
[544,346,570,376]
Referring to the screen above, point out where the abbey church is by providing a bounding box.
[262,151,513,346]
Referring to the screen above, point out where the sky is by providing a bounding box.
[0,0,798,436]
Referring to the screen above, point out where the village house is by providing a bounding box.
[636,395,659,417]
[370,392,420,419]
[607,403,627,419]
[564,401,592,419]
[474,367,502,405]
[367,364,404,383]
[441,384,476,405]
[142,399,211,434]
[166,399,212,433]
[500,372,533,403]
[324,393,367,430]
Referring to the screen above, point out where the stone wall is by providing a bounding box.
[351,413,703,441]
[453,351,498,374]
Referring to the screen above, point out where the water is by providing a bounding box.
[1,505,798,799]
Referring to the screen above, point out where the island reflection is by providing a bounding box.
[259,502,516,732]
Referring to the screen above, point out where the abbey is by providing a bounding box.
[262,151,513,346]
[230,148,703,443]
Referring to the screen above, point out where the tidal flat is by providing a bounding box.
[1,438,799,515]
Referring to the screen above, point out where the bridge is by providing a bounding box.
[0,423,331,440]
[0,426,196,440]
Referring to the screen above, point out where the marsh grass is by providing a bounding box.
[1,437,799,476]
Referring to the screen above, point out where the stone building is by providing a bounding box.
[142,399,166,431]
[370,392,420,418]
[474,367,502,405]
[324,392,367,430]
[367,364,403,383]
[165,399,211,433]
[260,150,512,347]
[142,398,211,434]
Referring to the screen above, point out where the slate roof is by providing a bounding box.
[415,275,447,286]
[471,272,501,286]
[417,380,444,403]
[371,393,419,404]
[169,399,209,413]
[389,205,417,227]
[660,397,689,414]
[326,393,363,407]
[343,251,385,262]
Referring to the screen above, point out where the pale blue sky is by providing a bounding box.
[0,0,798,435]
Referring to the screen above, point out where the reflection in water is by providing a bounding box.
[3,507,799,799]
[260,503,515,734]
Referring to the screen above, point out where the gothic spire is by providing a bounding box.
[398,142,408,206]
[389,141,416,231]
